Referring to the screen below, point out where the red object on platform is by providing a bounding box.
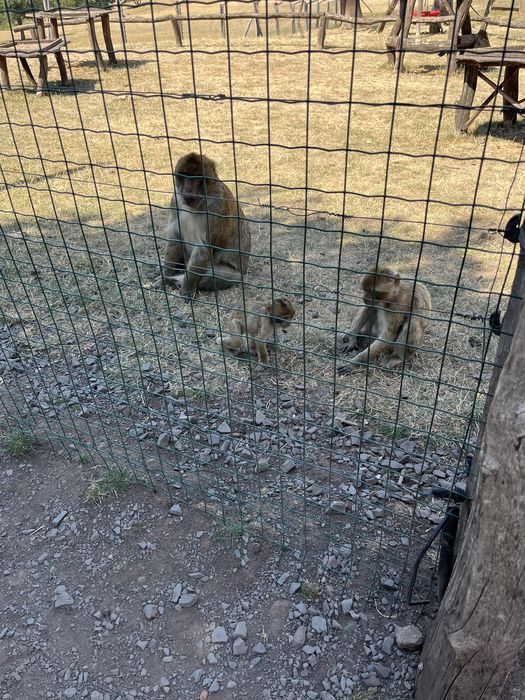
[412,9,441,15]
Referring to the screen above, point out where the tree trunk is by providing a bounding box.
[415,298,525,699]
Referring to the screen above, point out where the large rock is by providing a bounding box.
[395,624,424,651]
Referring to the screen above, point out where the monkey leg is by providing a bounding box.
[195,264,243,291]
[339,337,392,375]
[254,340,269,363]
[383,319,420,368]
[340,308,375,353]
[164,240,185,275]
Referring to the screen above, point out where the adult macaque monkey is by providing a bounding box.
[157,152,251,299]
[217,297,296,364]
[339,264,432,374]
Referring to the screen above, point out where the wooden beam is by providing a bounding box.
[415,264,525,700]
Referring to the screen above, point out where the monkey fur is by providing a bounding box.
[339,264,432,374]
[217,297,296,364]
[157,152,251,299]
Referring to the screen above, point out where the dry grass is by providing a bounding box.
[0,1,522,445]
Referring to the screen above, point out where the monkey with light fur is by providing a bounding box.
[217,297,296,364]
[339,264,432,374]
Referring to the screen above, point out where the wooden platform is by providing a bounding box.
[455,47,525,132]
[0,38,68,96]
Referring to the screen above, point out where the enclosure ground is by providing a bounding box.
[1,443,424,700]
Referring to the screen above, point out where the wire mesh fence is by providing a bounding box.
[0,0,523,609]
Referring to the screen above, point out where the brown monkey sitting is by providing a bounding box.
[217,297,296,364]
[339,264,432,374]
[157,152,251,299]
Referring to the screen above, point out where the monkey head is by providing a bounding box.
[265,297,296,328]
[361,265,400,306]
[174,152,219,210]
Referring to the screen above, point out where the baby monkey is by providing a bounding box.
[217,297,296,364]
[339,264,432,374]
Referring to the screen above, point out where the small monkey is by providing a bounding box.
[339,265,432,374]
[157,152,251,299]
[217,297,296,364]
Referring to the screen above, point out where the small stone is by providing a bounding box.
[341,598,353,614]
[143,604,159,620]
[363,675,381,688]
[52,511,68,527]
[252,642,266,654]
[395,624,424,651]
[233,621,247,640]
[326,500,346,514]
[179,594,198,608]
[372,662,391,679]
[169,504,182,515]
[282,458,295,474]
[207,653,218,665]
[63,689,77,699]
[90,693,104,700]
[292,625,306,647]
[311,616,327,634]
[157,432,171,448]
[211,626,228,644]
[190,669,204,683]
[382,635,395,655]
[208,681,220,694]
[54,587,74,609]
[302,645,318,655]
[289,581,301,595]
[159,676,169,688]
[232,638,248,656]
[217,421,231,434]
[380,577,397,591]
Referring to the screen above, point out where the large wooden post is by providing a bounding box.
[415,253,525,699]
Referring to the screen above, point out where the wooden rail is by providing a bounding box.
[108,7,400,48]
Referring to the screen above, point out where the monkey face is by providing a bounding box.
[274,298,296,328]
[177,176,203,210]
[362,272,399,306]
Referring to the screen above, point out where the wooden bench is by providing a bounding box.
[25,8,117,71]
[455,47,525,133]
[0,38,68,96]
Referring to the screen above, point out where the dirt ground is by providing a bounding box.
[0,443,425,700]
[1,442,524,700]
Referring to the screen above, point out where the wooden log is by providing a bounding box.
[415,287,525,700]
[101,13,117,64]
[455,63,478,133]
[290,1,297,32]
[317,12,327,46]
[87,17,105,71]
[275,2,281,33]
[0,55,10,89]
[376,0,398,33]
[502,65,519,126]
[220,3,226,38]
[253,0,263,36]
[55,50,68,86]
[36,54,48,96]
[171,16,183,46]
[20,56,37,86]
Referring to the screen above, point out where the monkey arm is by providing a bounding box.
[340,307,374,353]
[338,333,395,375]
[179,246,212,299]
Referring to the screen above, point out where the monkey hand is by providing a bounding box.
[337,362,358,376]
[340,335,357,354]
[179,285,196,303]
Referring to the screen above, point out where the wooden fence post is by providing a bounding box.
[275,2,281,34]
[220,3,226,39]
[171,16,183,46]
[415,259,525,699]
[317,12,327,46]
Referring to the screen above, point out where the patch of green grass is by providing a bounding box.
[300,580,322,602]
[213,521,245,546]
[87,468,133,503]
[2,430,37,457]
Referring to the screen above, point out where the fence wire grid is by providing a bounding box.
[0,0,524,607]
